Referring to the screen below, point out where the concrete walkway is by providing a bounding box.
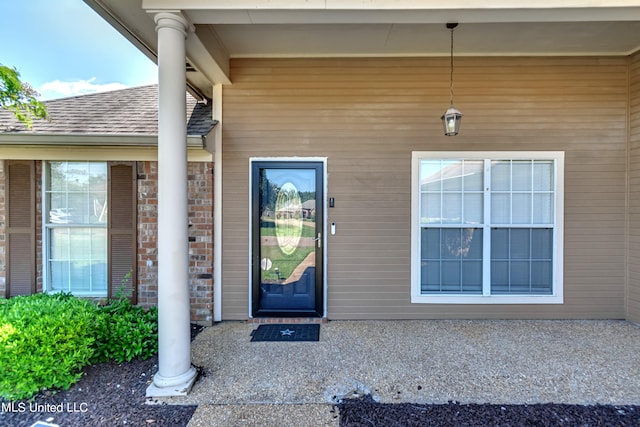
[169,320,640,426]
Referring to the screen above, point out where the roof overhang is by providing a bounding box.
[0,132,214,161]
[0,132,205,147]
[84,0,640,98]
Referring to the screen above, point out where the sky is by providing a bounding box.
[1,0,158,100]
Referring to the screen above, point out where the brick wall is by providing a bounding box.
[137,161,214,324]
[0,159,215,324]
[187,162,214,324]
[137,161,158,307]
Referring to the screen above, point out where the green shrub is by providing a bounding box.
[0,290,159,401]
[0,293,97,400]
[91,298,158,364]
[90,270,159,364]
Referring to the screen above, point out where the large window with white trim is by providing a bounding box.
[44,161,108,296]
[411,152,564,304]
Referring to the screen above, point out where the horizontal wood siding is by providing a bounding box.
[222,57,628,320]
[628,51,640,323]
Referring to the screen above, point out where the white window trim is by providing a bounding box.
[42,161,109,297]
[411,151,564,304]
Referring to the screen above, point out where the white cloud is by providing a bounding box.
[38,78,128,100]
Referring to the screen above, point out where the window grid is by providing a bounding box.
[419,157,556,297]
[420,160,484,226]
[490,228,553,295]
[48,228,106,294]
[44,161,108,296]
[490,160,555,227]
[421,228,483,294]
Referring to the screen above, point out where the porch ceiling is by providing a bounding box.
[206,21,640,58]
[86,0,640,98]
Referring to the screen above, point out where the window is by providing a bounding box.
[44,162,108,296]
[411,152,564,304]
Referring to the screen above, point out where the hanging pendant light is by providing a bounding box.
[441,22,462,136]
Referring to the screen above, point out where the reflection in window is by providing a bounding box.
[414,153,562,301]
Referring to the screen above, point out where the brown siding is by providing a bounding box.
[6,161,35,297]
[628,51,640,323]
[228,57,626,319]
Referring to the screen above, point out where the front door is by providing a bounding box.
[251,161,324,317]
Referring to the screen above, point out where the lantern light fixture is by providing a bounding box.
[441,22,462,136]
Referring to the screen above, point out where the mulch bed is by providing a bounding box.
[338,396,640,427]
[0,324,204,427]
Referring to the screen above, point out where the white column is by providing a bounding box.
[213,83,223,322]
[146,11,197,397]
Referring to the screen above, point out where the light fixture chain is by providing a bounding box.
[441,22,462,136]
[450,25,454,105]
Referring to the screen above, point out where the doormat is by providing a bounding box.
[250,324,320,342]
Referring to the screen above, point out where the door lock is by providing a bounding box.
[314,232,322,248]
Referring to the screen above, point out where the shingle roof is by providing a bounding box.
[0,84,216,136]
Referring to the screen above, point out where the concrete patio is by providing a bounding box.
[169,320,640,426]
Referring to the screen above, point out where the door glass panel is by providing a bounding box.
[255,165,321,315]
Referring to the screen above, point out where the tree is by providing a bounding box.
[0,64,48,129]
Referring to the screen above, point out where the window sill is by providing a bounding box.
[411,294,563,304]
[48,290,108,298]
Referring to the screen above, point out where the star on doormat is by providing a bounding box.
[250,324,320,342]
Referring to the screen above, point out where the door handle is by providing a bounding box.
[314,232,322,248]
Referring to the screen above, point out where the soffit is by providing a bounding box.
[88,0,640,93]
[205,21,640,58]
[181,6,640,57]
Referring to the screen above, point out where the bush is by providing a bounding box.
[0,293,97,400]
[0,291,159,401]
[91,298,158,364]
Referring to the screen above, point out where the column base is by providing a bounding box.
[146,366,198,397]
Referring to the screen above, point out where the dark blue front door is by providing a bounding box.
[252,161,324,317]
